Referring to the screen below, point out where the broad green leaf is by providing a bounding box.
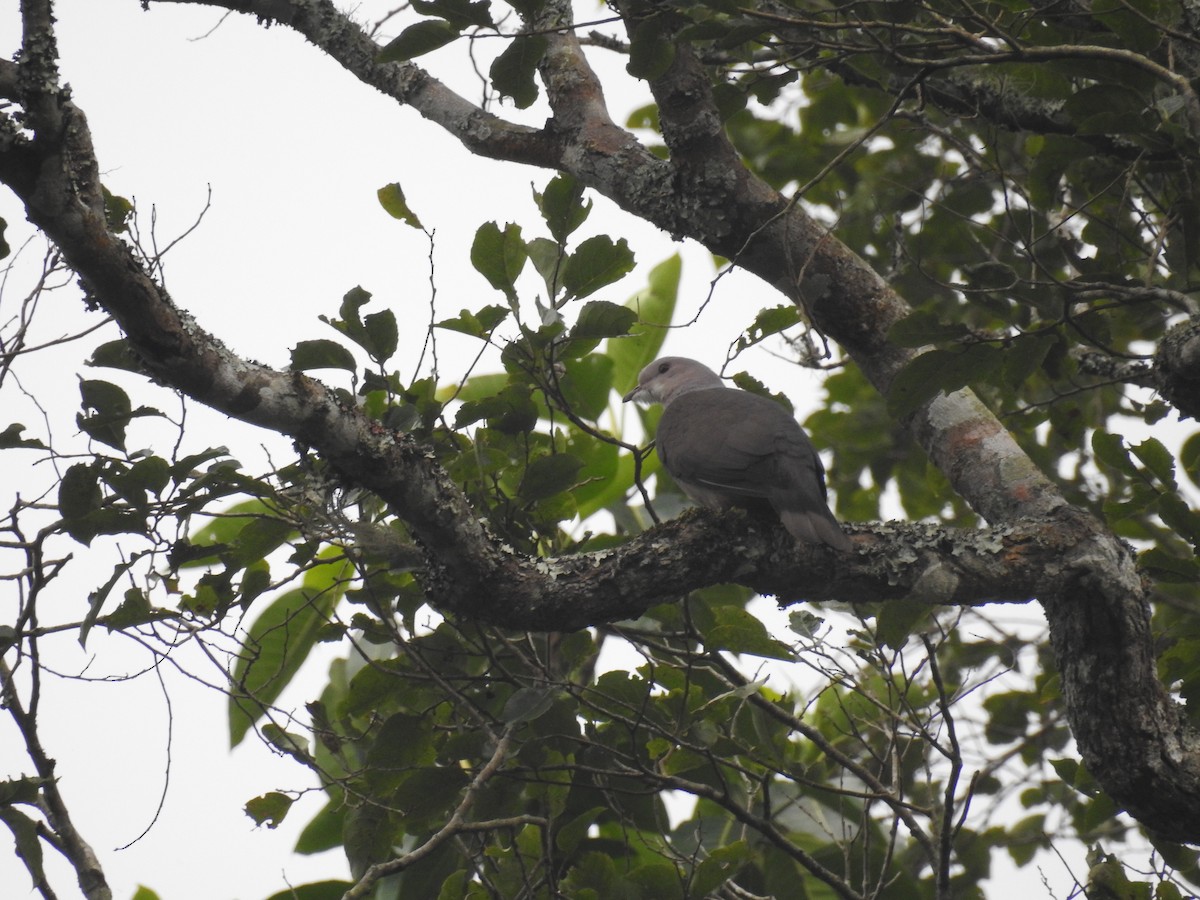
[320,287,395,363]
[520,454,584,502]
[377,20,461,63]
[435,304,510,339]
[229,554,352,746]
[0,808,44,891]
[562,236,635,301]
[734,305,801,353]
[87,338,142,372]
[102,185,133,233]
[489,34,548,109]
[1132,437,1176,488]
[295,800,346,855]
[501,686,556,723]
[627,18,676,80]
[0,423,45,449]
[78,379,132,451]
[377,182,424,229]
[608,254,681,395]
[704,606,795,660]
[558,354,614,420]
[1093,431,1136,475]
[569,299,637,341]
[888,309,972,348]
[471,222,527,301]
[411,0,492,27]
[290,339,357,372]
[264,882,355,900]
[876,598,931,649]
[886,344,1005,419]
[527,236,565,298]
[535,174,591,244]
[1181,432,1200,488]
[692,840,751,896]
[59,463,101,522]
[245,791,294,828]
[362,310,399,364]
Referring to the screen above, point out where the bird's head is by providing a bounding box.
[622,357,725,408]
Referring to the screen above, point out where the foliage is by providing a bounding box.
[4,0,1200,898]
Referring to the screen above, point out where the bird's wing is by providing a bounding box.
[657,389,822,501]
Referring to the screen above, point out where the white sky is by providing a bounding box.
[0,1,1133,898]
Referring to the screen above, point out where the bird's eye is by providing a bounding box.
[658,362,670,374]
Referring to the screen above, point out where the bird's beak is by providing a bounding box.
[622,385,644,403]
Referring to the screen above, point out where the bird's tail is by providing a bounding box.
[778,507,853,552]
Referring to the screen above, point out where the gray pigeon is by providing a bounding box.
[623,356,852,551]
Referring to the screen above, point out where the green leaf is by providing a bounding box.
[562,236,635,301]
[692,840,750,896]
[263,882,355,900]
[435,304,510,339]
[520,454,584,502]
[87,338,143,372]
[535,174,591,244]
[489,34,548,109]
[78,379,133,452]
[245,791,294,828]
[103,587,156,630]
[411,0,493,29]
[886,345,1005,419]
[229,555,351,746]
[888,309,972,348]
[627,18,676,80]
[290,339,357,372]
[1181,432,1200,488]
[0,807,44,891]
[608,254,681,395]
[569,299,638,341]
[362,310,399,364]
[1092,431,1136,475]
[319,287,396,363]
[471,222,527,301]
[1003,332,1058,389]
[59,463,102,522]
[0,217,8,259]
[734,305,801,354]
[101,185,133,233]
[377,20,461,63]
[501,686,557,723]
[1132,437,1176,488]
[704,606,795,660]
[876,598,930,649]
[527,236,565,298]
[295,800,346,855]
[377,182,424,229]
[455,382,538,433]
[0,423,45,449]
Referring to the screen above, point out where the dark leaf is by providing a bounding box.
[290,339,357,373]
[377,182,424,229]
[411,0,493,29]
[535,174,590,244]
[489,35,548,109]
[377,20,461,63]
[562,236,635,301]
[520,453,584,502]
[0,423,45,449]
[471,222,527,301]
[245,791,294,828]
